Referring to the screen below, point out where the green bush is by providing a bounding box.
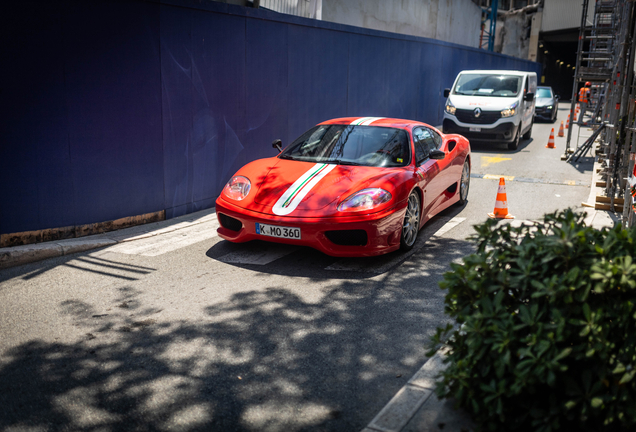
[429,209,636,432]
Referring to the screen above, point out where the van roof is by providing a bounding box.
[458,70,537,77]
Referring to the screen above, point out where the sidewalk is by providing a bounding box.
[0,209,218,269]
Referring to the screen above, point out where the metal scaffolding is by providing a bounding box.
[567,0,636,224]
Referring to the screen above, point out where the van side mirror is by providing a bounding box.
[429,149,445,160]
[272,139,282,153]
[524,92,535,102]
[443,88,450,98]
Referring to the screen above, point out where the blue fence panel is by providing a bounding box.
[64,2,164,225]
[245,19,289,163]
[287,24,349,143]
[0,0,542,236]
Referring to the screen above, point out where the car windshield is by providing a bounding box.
[280,125,410,167]
[453,74,522,97]
[536,88,553,98]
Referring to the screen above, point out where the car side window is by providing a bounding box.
[428,128,442,149]
[413,128,433,165]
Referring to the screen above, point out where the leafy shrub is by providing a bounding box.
[429,209,636,432]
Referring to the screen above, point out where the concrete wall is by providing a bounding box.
[322,0,481,48]
[1,0,540,238]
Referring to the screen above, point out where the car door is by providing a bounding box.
[413,127,448,219]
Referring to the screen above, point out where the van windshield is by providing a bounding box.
[453,74,522,97]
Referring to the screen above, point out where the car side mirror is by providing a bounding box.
[524,92,535,102]
[272,139,282,153]
[429,149,445,160]
[555,95,560,99]
[443,88,450,98]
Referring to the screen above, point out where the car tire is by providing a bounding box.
[400,191,421,251]
[551,109,557,123]
[522,120,532,140]
[508,127,520,151]
[458,159,470,205]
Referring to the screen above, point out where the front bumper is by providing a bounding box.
[534,106,555,121]
[443,118,519,143]
[215,197,407,257]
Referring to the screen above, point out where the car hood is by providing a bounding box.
[448,95,519,111]
[535,97,554,107]
[249,158,404,216]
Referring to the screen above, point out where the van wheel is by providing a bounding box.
[522,120,533,140]
[508,128,520,151]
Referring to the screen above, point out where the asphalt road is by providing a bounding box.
[0,102,594,432]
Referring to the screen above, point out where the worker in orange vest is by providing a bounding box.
[578,81,591,122]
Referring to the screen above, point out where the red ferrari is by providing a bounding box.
[215,117,471,257]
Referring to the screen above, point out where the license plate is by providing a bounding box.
[255,223,301,239]
[469,127,481,132]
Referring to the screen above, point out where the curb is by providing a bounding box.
[362,347,451,432]
[0,208,217,269]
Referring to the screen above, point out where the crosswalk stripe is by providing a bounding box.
[325,216,466,273]
[107,220,220,256]
[218,244,300,265]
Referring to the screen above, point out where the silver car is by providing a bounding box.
[534,86,559,123]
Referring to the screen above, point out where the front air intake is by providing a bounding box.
[325,230,368,246]
[218,213,242,232]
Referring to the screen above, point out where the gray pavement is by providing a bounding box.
[0,115,620,431]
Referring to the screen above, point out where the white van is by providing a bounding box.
[442,70,537,150]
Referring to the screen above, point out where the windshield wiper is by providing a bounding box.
[322,159,362,166]
[278,154,297,160]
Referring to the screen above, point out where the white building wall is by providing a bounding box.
[321,0,481,48]
[260,0,323,19]
[542,0,596,32]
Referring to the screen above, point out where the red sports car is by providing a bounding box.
[215,117,471,257]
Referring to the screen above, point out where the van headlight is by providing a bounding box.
[501,102,518,118]
[445,100,456,115]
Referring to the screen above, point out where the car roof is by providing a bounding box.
[458,70,536,76]
[319,117,428,129]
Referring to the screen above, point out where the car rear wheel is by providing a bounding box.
[400,192,421,251]
[458,160,470,205]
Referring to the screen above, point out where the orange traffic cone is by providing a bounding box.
[573,109,577,122]
[488,177,515,219]
[546,128,556,148]
[565,114,570,129]
[558,121,565,137]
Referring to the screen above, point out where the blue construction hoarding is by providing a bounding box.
[0,0,541,237]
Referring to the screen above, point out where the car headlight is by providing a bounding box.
[445,100,456,115]
[222,175,251,200]
[546,105,553,110]
[338,188,392,212]
[501,102,518,118]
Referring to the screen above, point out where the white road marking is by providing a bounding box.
[107,220,220,256]
[218,244,300,265]
[325,216,466,273]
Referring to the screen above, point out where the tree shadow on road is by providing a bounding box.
[0,237,474,432]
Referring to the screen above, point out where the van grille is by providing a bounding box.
[455,109,501,125]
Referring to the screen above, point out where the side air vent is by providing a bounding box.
[218,213,242,232]
[325,230,368,246]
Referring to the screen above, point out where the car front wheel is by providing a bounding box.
[400,192,421,251]
[458,159,470,205]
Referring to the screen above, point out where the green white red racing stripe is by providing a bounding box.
[272,163,337,216]
[350,117,385,125]
[271,118,384,216]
